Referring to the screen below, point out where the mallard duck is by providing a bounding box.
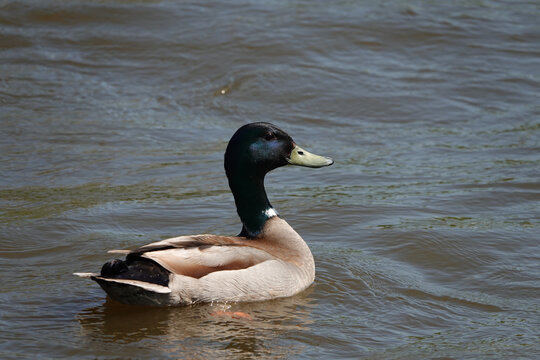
[75,122,333,306]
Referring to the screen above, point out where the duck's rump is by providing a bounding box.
[100,256,170,286]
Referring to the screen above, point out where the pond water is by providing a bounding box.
[1,0,539,359]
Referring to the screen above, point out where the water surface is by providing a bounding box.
[1,0,539,359]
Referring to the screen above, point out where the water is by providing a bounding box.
[1,0,539,358]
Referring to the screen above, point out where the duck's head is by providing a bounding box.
[225,122,333,178]
[225,122,333,238]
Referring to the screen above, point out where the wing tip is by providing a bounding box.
[108,249,130,254]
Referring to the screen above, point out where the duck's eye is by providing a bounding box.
[265,132,276,141]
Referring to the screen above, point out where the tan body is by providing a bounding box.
[76,216,315,306]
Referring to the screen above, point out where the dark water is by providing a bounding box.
[1,0,539,358]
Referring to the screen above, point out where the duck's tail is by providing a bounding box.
[74,258,173,306]
[74,272,171,293]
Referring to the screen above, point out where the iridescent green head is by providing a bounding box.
[225,122,333,177]
[224,122,333,237]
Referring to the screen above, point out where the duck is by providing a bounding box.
[75,122,333,306]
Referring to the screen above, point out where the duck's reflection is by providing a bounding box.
[78,288,314,358]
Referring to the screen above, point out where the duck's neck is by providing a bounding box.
[228,173,278,238]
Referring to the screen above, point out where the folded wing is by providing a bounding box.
[109,234,276,279]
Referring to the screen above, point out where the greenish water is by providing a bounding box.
[1,0,539,359]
